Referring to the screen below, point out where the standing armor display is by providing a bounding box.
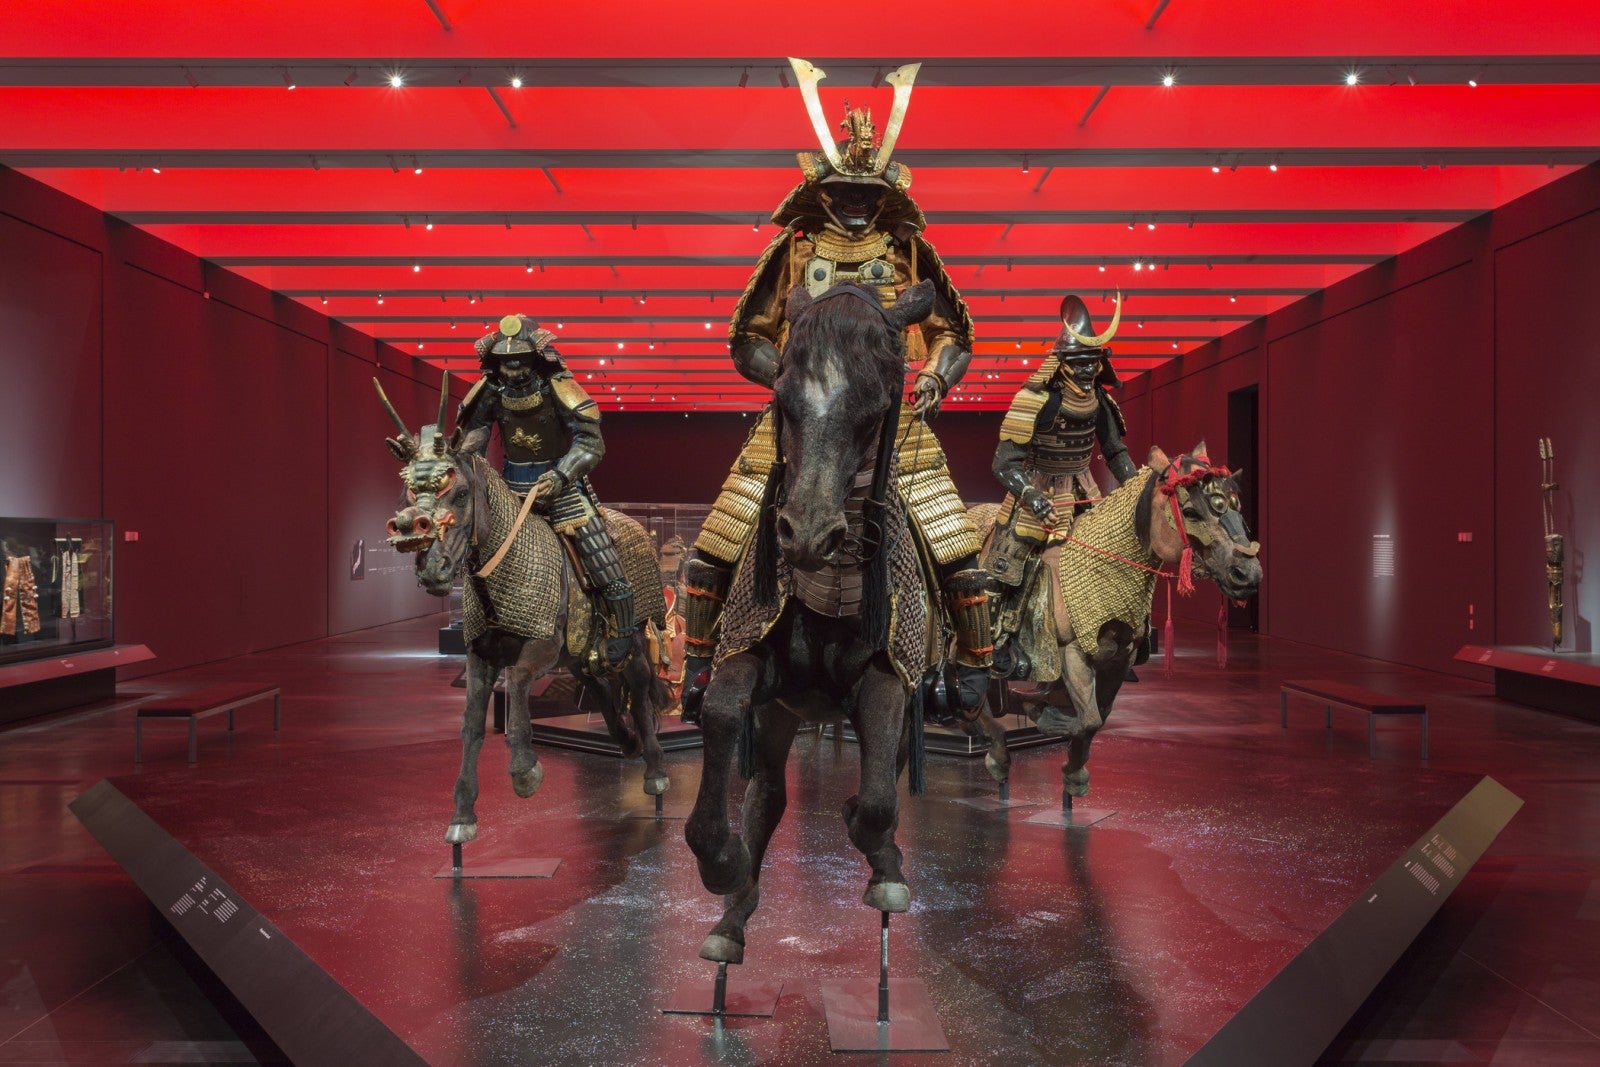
[2,550,41,639]
[681,58,991,720]
[985,295,1137,677]
[457,314,637,664]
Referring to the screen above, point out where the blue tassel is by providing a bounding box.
[737,703,758,780]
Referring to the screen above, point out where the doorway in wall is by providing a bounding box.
[1227,384,1260,631]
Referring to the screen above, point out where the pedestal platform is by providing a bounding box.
[1456,644,1600,724]
[72,729,1515,1066]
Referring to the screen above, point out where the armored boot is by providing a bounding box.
[679,555,732,724]
[941,567,995,720]
[572,514,637,666]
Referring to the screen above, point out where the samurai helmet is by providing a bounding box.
[789,58,920,191]
[487,314,535,357]
[1052,294,1122,387]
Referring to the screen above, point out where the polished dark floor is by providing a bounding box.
[3,616,1599,1065]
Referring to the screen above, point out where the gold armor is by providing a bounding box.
[682,57,990,715]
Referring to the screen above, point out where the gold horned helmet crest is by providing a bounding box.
[789,57,920,180]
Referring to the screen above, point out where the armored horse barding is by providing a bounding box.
[970,443,1263,805]
[377,377,670,845]
[685,280,942,966]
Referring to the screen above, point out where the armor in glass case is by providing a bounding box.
[0,518,113,665]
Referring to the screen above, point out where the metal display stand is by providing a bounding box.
[821,912,948,1052]
[432,842,561,880]
[661,962,784,1018]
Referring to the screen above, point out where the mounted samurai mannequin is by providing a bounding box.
[457,314,637,665]
[984,295,1138,678]
[680,57,993,721]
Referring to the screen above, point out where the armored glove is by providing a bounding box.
[529,472,566,512]
[1020,487,1056,526]
[911,371,945,417]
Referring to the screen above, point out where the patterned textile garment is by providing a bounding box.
[2,555,41,636]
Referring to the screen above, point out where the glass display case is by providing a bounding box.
[0,517,113,666]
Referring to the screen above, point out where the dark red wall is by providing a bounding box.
[1125,164,1600,676]
[591,410,1007,508]
[1,167,454,679]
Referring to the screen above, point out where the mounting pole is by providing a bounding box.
[877,911,891,1024]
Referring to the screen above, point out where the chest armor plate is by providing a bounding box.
[1030,392,1100,475]
[499,390,569,463]
[804,255,899,300]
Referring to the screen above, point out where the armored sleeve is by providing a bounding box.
[906,232,975,384]
[456,378,497,456]
[728,228,795,386]
[1096,388,1137,484]
[550,373,605,484]
[992,438,1033,500]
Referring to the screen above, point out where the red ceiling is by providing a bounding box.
[4,1,1598,410]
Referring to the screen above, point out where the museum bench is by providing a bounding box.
[1279,679,1428,760]
[134,683,281,764]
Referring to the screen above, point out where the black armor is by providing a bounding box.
[460,314,636,662]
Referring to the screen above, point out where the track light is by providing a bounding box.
[281,69,296,90]
[425,217,433,230]
[738,67,749,88]
[377,294,384,304]
[412,264,420,273]
[1161,72,1176,88]
[1147,221,1156,231]
[182,67,198,88]
[343,69,359,86]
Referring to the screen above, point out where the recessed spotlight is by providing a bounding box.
[511,76,523,89]
[412,264,420,273]
[704,321,711,329]
[599,358,607,366]
[389,73,404,88]
[1344,70,1360,86]
[1161,73,1175,88]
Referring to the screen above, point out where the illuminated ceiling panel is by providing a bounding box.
[4,0,1597,410]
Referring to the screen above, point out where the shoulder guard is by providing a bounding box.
[909,232,974,348]
[1098,386,1128,435]
[729,224,798,343]
[550,374,599,419]
[457,377,494,423]
[999,372,1056,445]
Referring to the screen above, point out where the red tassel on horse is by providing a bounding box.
[1217,601,1229,669]
[1177,545,1195,596]
[1163,581,1176,676]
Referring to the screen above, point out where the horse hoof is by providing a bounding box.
[444,821,478,845]
[1063,767,1090,798]
[511,763,545,798]
[698,933,745,965]
[983,753,1008,784]
[643,774,670,796]
[863,881,911,913]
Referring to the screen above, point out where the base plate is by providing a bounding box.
[661,975,785,1018]
[625,803,691,821]
[431,857,561,879]
[1022,805,1117,829]
[822,977,949,1052]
